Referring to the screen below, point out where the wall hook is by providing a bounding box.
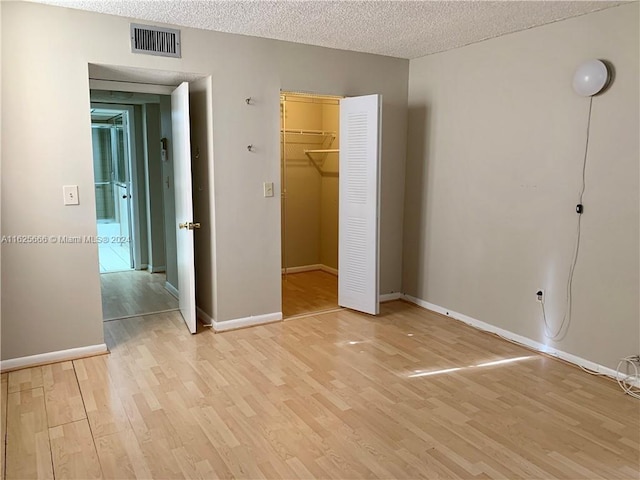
[245,97,252,105]
[247,144,254,152]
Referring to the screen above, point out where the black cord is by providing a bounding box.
[542,96,593,340]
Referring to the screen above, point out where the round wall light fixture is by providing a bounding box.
[572,59,610,97]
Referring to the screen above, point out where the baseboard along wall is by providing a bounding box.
[282,264,338,276]
[401,294,625,382]
[0,343,108,373]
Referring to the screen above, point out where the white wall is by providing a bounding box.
[142,103,166,272]
[403,3,639,370]
[190,77,217,320]
[0,0,3,343]
[159,96,178,289]
[0,1,408,360]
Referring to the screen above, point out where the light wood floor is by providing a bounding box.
[101,270,178,321]
[2,301,639,479]
[282,270,338,318]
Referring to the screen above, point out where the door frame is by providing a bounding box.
[278,89,382,317]
[87,65,214,331]
[279,90,345,317]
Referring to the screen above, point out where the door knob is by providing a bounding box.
[179,222,201,230]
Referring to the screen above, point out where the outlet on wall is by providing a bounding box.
[536,290,544,302]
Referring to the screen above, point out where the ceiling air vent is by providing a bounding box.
[130,23,181,58]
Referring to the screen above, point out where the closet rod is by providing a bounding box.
[304,149,339,154]
[280,129,336,136]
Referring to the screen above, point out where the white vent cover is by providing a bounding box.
[130,23,181,58]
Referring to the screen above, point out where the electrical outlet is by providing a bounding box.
[536,290,544,302]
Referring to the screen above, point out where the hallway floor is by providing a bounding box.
[101,270,178,321]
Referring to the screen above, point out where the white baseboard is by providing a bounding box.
[0,343,108,373]
[196,306,214,326]
[212,312,282,332]
[320,265,338,276]
[165,282,178,299]
[282,264,338,276]
[282,264,322,274]
[147,265,166,273]
[402,294,624,381]
[380,292,402,302]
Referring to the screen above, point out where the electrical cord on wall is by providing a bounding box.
[541,97,593,341]
[478,315,639,396]
[578,364,608,376]
[616,356,640,399]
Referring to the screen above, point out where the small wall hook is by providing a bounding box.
[247,144,254,152]
[245,97,252,105]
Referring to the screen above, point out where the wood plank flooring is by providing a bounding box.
[2,301,639,479]
[6,388,53,480]
[282,270,338,318]
[1,374,7,478]
[101,270,178,321]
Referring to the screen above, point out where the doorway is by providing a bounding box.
[280,92,342,318]
[90,93,179,321]
[87,65,214,334]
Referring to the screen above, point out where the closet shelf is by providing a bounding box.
[282,129,337,177]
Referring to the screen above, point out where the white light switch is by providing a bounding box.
[263,182,274,198]
[63,185,79,205]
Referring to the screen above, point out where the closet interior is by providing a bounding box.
[281,92,341,318]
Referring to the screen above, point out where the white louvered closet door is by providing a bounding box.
[338,94,382,315]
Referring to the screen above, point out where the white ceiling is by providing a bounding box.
[34,0,626,59]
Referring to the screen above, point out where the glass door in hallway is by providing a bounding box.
[91,110,134,272]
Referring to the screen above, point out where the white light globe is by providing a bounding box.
[572,60,609,96]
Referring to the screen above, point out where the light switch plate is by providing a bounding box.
[263,182,274,198]
[63,185,79,205]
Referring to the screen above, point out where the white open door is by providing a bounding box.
[338,94,382,315]
[171,82,198,333]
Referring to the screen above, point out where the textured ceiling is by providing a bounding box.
[33,1,626,59]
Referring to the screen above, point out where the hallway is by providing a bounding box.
[101,270,177,320]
